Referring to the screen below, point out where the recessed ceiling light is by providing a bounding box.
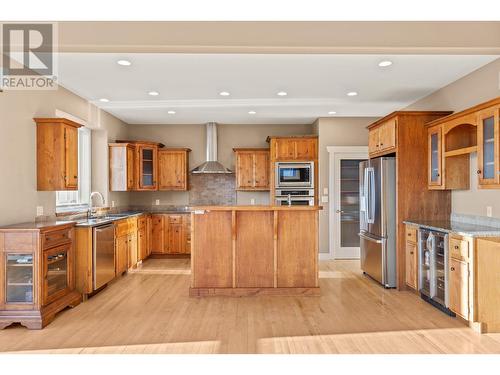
[117,60,131,66]
[347,91,358,97]
[277,91,288,96]
[219,91,230,96]
[148,91,159,96]
[328,111,337,115]
[99,98,109,103]
[248,111,257,115]
[167,110,176,115]
[378,60,393,67]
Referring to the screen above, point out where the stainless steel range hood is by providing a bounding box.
[191,122,233,174]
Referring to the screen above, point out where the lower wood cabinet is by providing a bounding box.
[404,225,418,290]
[115,234,129,275]
[151,213,191,254]
[449,257,469,320]
[0,224,81,330]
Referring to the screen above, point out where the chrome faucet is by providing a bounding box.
[89,191,105,217]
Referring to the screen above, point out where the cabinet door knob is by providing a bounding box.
[477,170,482,174]
[451,267,455,271]
[410,251,414,255]
[454,245,459,249]
[436,173,440,177]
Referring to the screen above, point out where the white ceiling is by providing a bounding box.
[57,53,498,124]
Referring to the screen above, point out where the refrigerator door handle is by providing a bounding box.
[358,232,383,244]
[366,167,375,224]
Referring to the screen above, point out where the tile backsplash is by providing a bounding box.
[189,174,236,206]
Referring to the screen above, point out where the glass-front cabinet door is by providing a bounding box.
[428,126,442,187]
[138,146,157,190]
[477,107,499,186]
[42,245,70,306]
[4,253,34,306]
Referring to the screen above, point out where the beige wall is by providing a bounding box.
[0,87,129,226]
[315,117,376,253]
[405,58,500,218]
[126,123,313,206]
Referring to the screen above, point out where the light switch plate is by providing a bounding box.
[323,188,329,195]
[155,199,160,206]
[111,201,115,208]
[36,206,43,216]
[321,196,329,203]
[250,198,255,205]
[487,206,493,217]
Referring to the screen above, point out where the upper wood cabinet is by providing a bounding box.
[158,148,191,191]
[267,136,318,161]
[368,118,397,156]
[35,118,82,191]
[233,148,270,191]
[426,97,500,190]
[109,143,136,191]
[110,140,164,191]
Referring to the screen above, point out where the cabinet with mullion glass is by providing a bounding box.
[477,106,500,187]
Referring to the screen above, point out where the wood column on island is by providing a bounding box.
[189,206,321,297]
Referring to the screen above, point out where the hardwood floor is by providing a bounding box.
[1,258,500,354]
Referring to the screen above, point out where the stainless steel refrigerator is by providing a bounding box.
[359,157,396,288]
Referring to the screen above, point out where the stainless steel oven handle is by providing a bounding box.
[358,232,383,244]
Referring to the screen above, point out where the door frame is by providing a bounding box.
[327,146,369,260]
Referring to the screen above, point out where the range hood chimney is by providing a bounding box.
[191,122,233,174]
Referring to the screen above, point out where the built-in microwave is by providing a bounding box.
[275,162,314,188]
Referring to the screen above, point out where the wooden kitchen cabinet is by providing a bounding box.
[449,258,470,320]
[0,223,81,329]
[109,143,136,191]
[477,106,500,187]
[158,148,191,191]
[137,215,149,261]
[151,215,165,253]
[115,234,129,275]
[113,140,164,191]
[404,224,418,290]
[267,136,318,161]
[35,118,82,191]
[368,118,396,156]
[426,97,500,190]
[233,148,270,190]
[115,218,138,271]
[151,214,191,254]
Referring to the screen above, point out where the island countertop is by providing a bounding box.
[190,205,320,297]
[191,205,323,211]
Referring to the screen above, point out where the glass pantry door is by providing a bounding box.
[332,148,368,259]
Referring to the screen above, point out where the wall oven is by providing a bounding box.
[275,188,315,206]
[275,162,314,188]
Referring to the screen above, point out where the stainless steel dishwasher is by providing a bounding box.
[93,223,116,290]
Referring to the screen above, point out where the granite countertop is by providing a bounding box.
[403,218,500,237]
[75,207,192,227]
[0,220,76,231]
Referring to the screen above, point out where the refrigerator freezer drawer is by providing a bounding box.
[360,235,384,285]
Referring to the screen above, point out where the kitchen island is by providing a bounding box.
[189,205,322,296]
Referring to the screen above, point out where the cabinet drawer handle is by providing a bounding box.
[410,251,414,255]
[454,245,459,250]
[451,267,455,271]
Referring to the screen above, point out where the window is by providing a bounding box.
[56,126,91,209]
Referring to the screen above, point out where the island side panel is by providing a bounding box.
[192,211,233,288]
[235,211,274,288]
[277,210,318,288]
